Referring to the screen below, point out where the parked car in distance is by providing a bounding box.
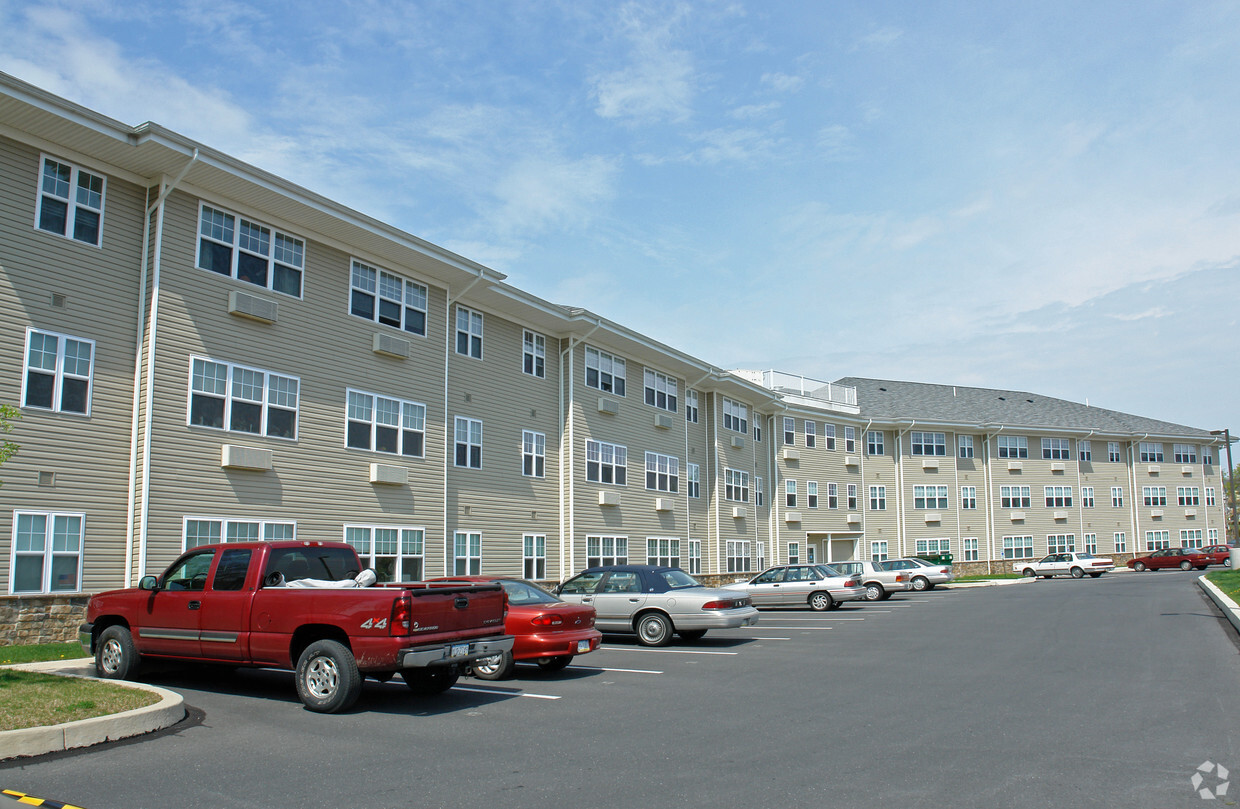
[1013,552,1116,579]
[881,558,954,591]
[827,560,913,602]
[722,564,865,610]
[1199,545,1235,567]
[1127,547,1210,572]
[430,576,601,680]
[555,565,758,646]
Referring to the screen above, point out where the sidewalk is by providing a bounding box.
[1198,577,1240,635]
[0,658,184,760]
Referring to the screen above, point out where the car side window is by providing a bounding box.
[602,572,641,593]
[163,551,216,591]
[212,548,253,591]
[560,571,605,594]
[754,569,783,584]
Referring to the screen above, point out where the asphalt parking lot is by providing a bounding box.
[4,572,1239,809]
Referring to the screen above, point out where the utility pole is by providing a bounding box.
[1213,429,1237,545]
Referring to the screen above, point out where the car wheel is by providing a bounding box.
[809,591,833,611]
[1070,567,1084,578]
[864,583,884,602]
[536,655,573,671]
[295,640,362,713]
[95,625,140,680]
[636,612,674,646]
[401,667,460,695]
[911,576,929,592]
[1089,572,1103,578]
[1134,561,1147,572]
[1022,568,1037,578]
[1180,560,1192,571]
[1226,558,1232,568]
[678,629,708,641]
[470,650,515,681]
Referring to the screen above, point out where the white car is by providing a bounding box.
[881,558,954,591]
[1013,552,1115,579]
[723,564,866,610]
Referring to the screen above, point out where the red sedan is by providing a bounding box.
[1127,547,1210,572]
[1200,545,1235,567]
[431,576,601,680]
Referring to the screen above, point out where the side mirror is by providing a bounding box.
[138,575,160,591]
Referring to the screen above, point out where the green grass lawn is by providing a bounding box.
[1205,568,1240,603]
[0,641,87,665]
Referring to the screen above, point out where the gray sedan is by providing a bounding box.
[556,565,759,646]
[722,564,865,610]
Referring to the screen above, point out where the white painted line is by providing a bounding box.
[739,626,834,630]
[615,648,740,655]
[565,665,664,674]
[751,637,792,640]
[751,616,867,621]
[453,686,562,700]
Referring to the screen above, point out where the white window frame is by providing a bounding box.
[804,420,816,448]
[958,435,974,458]
[963,537,979,562]
[1047,534,1075,554]
[188,356,299,440]
[867,431,884,456]
[1044,486,1073,508]
[1206,487,1216,506]
[36,155,105,247]
[454,417,483,469]
[1111,487,1124,508]
[687,539,702,575]
[915,538,951,555]
[453,531,482,575]
[788,541,800,564]
[1176,487,1200,506]
[785,479,797,509]
[997,436,1028,459]
[1142,486,1167,507]
[870,541,888,562]
[755,477,764,507]
[197,202,304,297]
[1180,529,1203,549]
[807,481,819,509]
[845,426,856,453]
[869,485,886,511]
[1139,442,1164,463]
[726,540,752,573]
[827,482,839,509]
[644,452,680,493]
[345,525,425,583]
[1002,535,1034,559]
[22,328,94,416]
[1108,442,1122,462]
[960,486,977,510]
[1079,440,1092,462]
[1145,530,1170,551]
[823,423,836,450]
[11,511,84,594]
[455,306,484,359]
[586,440,627,485]
[724,469,749,503]
[1114,532,1127,553]
[587,535,628,567]
[914,485,948,509]
[350,259,427,336]
[1084,533,1098,554]
[685,389,699,424]
[647,537,681,568]
[848,483,858,511]
[523,330,546,378]
[643,369,678,413]
[1081,487,1094,508]
[1173,444,1197,464]
[1000,486,1031,509]
[585,346,626,396]
[1042,437,1071,460]
[184,517,296,549]
[687,463,700,498]
[346,389,426,457]
[523,534,546,579]
[910,431,946,456]
[522,430,546,478]
[783,417,796,446]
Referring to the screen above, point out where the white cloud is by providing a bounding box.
[590,2,696,124]
[760,72,803,93]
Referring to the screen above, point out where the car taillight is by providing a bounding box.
[701,599,746,610]
[846,578,860,587]
[530,613,565,627]
[390,595,411,636]
[896,574,907,582]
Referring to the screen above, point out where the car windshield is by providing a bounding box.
[1077,553,1098,559]
[658,569,704,589]
[498,579,561,605]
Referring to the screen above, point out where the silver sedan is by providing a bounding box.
[723,564,865,610]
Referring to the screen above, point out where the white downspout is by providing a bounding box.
[1130,436,1146,554]
[558,321,600,579]
[686,372,711,573]
[443,269,486,575]
[895,421,915,559]
[856,419,872,565]
[1075,431,1093,551]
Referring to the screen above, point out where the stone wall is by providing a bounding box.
[0,595,89,646]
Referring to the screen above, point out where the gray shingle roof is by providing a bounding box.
[834,377,1214,439]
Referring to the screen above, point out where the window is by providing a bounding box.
[823,424,836,450]
[185,518,295,549]
[587,535,628,567]
[687,539,702,575]
[783,417,796,446]
[755,477,764,507]
[754,422,762,442]
[37,156,104,246]
[1142,486,1167,507]
[911,431,946,456]
[11,512,82,593]
[1139,442,1164,463]
[687,464,700,498]
[1001,486,1031,509]
[827,482,839,509]
[685,389,699,424]
[757,541,766,571]
[647,537,681,568]
[788,542,799,564]
[1081,487,1094,508]
[1047,534,1075,554]
[586,440,627,485]
[1176,487,1200,506]
[198,204,303,296]
[585,346,626,396]
[804,421,816,448]
[1203,447,1213,466]
[960,486,977,510]
[346,389,425,457]
[869,485,886,510]
[1111,487,1124,508]
[1079,441,1092,462]
[190,357,299,439]
[1042,438,1070,460]
[23,328,93,415]
[455,306,483,359]
[350,260,427,335]
[1207,488,1216,506]
[454,417,482,469]
[726,540,751,573]
[643,369,678,412]
[1173,444,1197,464]
[870,541,888,562]
[1144,530,1170,551]
[724,469,750,502]
[914,485,948,509]
[1180,529,1203,549]
[1108,442,1122,462]
[916,538,950,555]
[1209,528,1219,543]
[1084,533,1098,554]
[785,479,797,509]
[1114,532,1127,553]
[867,431,884,455]
[346,526,424,582]
[523,331,546,378]
[998,436,1028,459]
[1044,486,1072,508]
[522,431,545,478]
[958,435,974,458]
[719,398,747,433]
[644,452,679,493]
[524,534,546,579]
[1002,536,1034,559]
[847,483,858,511]
[453,532,481,575]
[963,537,979,562]
[807,481,819,509]
[844,426,856,453]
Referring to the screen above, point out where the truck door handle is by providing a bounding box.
[188,601,201,610]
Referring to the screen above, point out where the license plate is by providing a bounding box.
[449,643,469,658]
[576,640,591,653]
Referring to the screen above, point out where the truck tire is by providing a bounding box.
[401,667,460,695]
[95,626,140,680]
[471,651,515,681]
[296,640,362,713]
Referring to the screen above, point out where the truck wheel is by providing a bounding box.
[1070,567,1084,578]
[96,626,140,680]
[536,655,573,671]
[808,592,833,611]
[863,583,884,602]
[635,612,673,646]
[471,651,515,681]
[296,640,361,713]
[401,668,460,695]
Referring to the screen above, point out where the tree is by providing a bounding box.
[0,403,19,485]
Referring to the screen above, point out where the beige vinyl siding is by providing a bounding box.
[706,392,764,574]
[858,429,897,563]
[0,136,147,592]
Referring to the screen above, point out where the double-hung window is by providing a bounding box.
[1042,438,1070,460]
[1044,486,1072,508]
[722,399,748,433]
[724,469,749,502]
[844,426,856,453]
[189,357,299,439]
[586,440,627,485]
[346,389,425,456]
[1047,534,1074,554]
[644,370,678,412]
[1173,444,1197,464]
[1145,530,1170,551]
[914,485,948,509]
[1108,442,1122,462]
[455,306,483,359]
[647,537,681,568]
[687,464,700,498]
[453,532,482,574]
[454,417,482,468]
[345,525,424,582]
[1142,486,1167,507]
[1081,487,1095,508]
[963,537,979,562]
[804,421,816,448]
[587,536,628,567]
[685,390,699,424]
[523,330,546,378]
[198,204,304,296]
[783,418,796,446]
[1084,533,1098,554]
[823,424,836,450]
[785,480,797,508]
[960,486,977,509]
[1001,486,1031,509]
[1206,488,1216,506]
[11,512,83,593]
[910,431,946,456]
[37,156,104,246]
[644,452,679,492]
[350,260,427,335]
[1111,487,1124,508]
[958,435,974,458]
[585,346,625,395]
[1139,442,1164,463]
[524,534,546,579]
[827,482,839,509]
[1176,487,1200,506]
[726,540,751,573]
[522,431,546,478]
[998,436,1028,459]
[869,485,886,510]
[23,328,93,415]
[186,518,294,548]
[1180,529,1203,548]
[807,481,819,509]
[1002,536,1034,559]
[867,431,884,455]
[1114,532,1127,553]
[847,484,858,510]
[1079,441,1092,462]
[687,539,702,574]
[755,477,764,507]
[870,541,888,562]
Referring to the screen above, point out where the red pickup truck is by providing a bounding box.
[79,540,513,713]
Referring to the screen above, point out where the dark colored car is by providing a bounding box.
[1199,545,1235,567]
[430,576,601,680]
[1127,547,1210,572]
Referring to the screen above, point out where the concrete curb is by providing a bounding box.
[1198,577,1240,635]
[0,658,185,760]
[945,577,1035,588]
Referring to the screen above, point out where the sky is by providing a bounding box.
[1,0,1237,438]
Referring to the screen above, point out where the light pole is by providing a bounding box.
[1211,429,1237,545]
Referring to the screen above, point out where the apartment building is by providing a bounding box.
[0,73,1229,637]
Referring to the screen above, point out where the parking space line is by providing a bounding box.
[739,626,834,630]
[752,637,792,640]
[566,665,664,674]
[453,685,562,700]
[752,616,866,621]
[607,648,740,655]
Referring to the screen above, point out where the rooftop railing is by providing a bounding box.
[756,370,858,407]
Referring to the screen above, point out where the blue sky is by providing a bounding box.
[2,0,1237,436]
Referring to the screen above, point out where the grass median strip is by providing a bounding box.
[1205,568,1240,603]
[0,670,160,732]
